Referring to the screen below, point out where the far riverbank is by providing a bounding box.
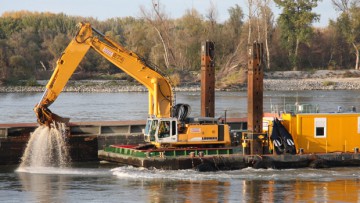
[1,70,360,92]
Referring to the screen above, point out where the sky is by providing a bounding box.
[0,0,339,28]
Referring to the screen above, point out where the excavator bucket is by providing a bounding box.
[34,106,70,126]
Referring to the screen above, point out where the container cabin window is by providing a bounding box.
[314,118,326,138]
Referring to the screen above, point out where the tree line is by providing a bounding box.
[0,0,359,87]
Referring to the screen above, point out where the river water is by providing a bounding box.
[1,90,360,202]
[1,90,360,123]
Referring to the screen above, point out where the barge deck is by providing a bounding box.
[98,144,360,171]
[2,120,360,170]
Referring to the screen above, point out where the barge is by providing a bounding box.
[98,144,360,171]
[1,116,360,170]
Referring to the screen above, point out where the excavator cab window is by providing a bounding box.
[149,119,158,141]
[171,120,177,135]
[144,119,152,142]
[145,119,152,135]
[159,121,170,138]
[156,119,178,143]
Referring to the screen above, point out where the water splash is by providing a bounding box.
[111,166,360,182]
[18,122,70,169]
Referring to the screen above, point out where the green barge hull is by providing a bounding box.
[99,145,360,171]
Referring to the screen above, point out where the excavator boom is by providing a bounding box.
[35,22,231,148]
[35,22,173,125]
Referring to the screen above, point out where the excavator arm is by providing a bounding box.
[35,22,173,125]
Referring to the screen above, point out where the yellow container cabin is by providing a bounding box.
[281,113,360,153]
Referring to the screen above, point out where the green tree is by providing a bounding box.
[175,9,205,71]
[228,4,244,39]
[114,17,156,66]
[332,0,360,69]
[9,55,29,79]
[0,40,11,81]
[42,33,70,70]
[7,27,41,78]
[274,0,320,70]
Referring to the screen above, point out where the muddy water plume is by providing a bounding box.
[19,122,70,169]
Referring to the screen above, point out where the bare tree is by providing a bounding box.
[247,0,255,44]
[220,4,245,74]
[256,0,274,69]
[332,0,351,12]
[140,0,176,69]
[205,0,219,40]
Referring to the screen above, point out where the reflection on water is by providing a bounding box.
[133,177,360,202]
[17,171,68,203]
[110,166,360,202]
[13,166,115,202]
[124,176,360,202]
[0,165,358,202]
[138,179,231,203]
[241,179,360,202]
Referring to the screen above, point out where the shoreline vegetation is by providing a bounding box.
[1,70,360,93]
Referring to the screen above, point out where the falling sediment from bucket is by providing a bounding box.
[19,122,70,169]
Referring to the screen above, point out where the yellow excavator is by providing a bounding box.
[34,22,230,148]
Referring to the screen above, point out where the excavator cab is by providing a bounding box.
[144,118,178,144]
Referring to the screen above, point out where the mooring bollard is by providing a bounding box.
[198,151,204,157]
[298,148,304,155]
[189,152,195,158]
